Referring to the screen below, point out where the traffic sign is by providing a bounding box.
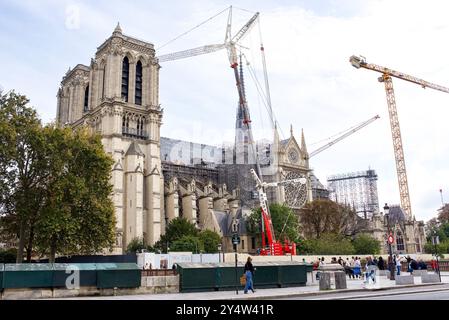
[232,234,241,245]
[388,234,394,244]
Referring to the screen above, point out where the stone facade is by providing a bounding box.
[57,24,163,253]
[358,205,426,254]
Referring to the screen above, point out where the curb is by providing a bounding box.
[225,282,448,300]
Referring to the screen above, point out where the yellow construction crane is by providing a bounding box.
[350,55,449,218]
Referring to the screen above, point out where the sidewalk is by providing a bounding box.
[64,271,449,300]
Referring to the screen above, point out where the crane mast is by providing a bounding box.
[350,55,449,218]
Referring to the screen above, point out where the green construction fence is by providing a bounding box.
[1,263,140,290]
[177,261,311,292]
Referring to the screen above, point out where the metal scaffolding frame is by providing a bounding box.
[327,169,379,219]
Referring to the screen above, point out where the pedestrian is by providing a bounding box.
[418,259,427,270]
[410,259,418,274]
[344,258,354,279]
[144,263,149,270]
[394,255,402,275]
[377,256,385,270]
[243,257,255,294]
[406,255,412,273]
[353,257,361,279]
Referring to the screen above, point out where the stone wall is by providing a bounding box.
[0,275,179,300]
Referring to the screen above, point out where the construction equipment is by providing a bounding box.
[250,168,306,255]
[307,114,380,159]
[350,55,449,218]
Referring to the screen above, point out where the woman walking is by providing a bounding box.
[244,257,255,294]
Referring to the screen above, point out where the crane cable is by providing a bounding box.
[157,6,231,51]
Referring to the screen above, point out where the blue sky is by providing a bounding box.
[1,0,449,222]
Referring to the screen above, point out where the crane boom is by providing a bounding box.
[350,55,449,94]
[157,43,226,62]
[350,55,449,218]
[308,115,380,159]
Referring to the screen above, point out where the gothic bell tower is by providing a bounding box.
[57,24,164,253]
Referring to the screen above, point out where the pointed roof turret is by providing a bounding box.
[125,141,144,156]
[301,128,308,155]
[113,22,123,36]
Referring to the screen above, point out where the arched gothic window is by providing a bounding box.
[135,61,143,105]
[83,85,89,112]
[101,64,106,99]
[122,115,129,134]
[121,57,129,102]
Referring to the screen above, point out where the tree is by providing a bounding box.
[352,234,381,255]
[298,199,357,239]
[438,204,449,224]
[126,237,155,253]
[170,235,204,253]
[246,203,300,246]
[0,92,117,263]
[33,126,116,262]
[0,248,17,263]
[199,230,222,253]
[156,217,199,253]
[0,90,44,263]
[307,233,355,255]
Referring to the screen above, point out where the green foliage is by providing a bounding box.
[0,248,17,263]
[199,230,222,253]
[424,240,449,256]
[0,92,116,262]
[154,218,221,254]
[247,203,300,245]
[305,233,355,255]
[170,235,204,253]
[352,234,381,255]
[126,237,155,253]
[156,217,200,253]
[33,126,116,261]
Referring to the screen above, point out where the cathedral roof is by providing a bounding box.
[214,208,248,237]
[125,141,144,156]
[387,205,406,225]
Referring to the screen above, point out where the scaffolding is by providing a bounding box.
[327,169,379,219]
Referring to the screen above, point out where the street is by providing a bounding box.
[282,284,449,300]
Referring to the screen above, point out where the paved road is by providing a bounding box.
[282,285,449,300]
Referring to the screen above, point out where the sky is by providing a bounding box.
[1,0,449,222]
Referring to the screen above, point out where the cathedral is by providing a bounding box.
[56,25,423,256]
[56,25,312,254]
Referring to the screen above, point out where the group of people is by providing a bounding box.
[317,254,428,279]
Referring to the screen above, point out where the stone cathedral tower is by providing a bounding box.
[56,24,163,253]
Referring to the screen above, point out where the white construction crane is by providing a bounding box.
[307,114,380,159]
[350,55,449,218]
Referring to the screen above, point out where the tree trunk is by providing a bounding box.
[26,226,34,263]
[16,219,25,263]
[49,236,57,263]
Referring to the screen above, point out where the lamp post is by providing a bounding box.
[384,203,395,280]
[218,243,222,263]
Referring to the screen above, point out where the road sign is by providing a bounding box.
[388,234,394,244]
[232,234,240,245]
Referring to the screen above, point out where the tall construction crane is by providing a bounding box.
[350,55,449,218]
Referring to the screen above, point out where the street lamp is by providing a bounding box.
[218,243,222,263]
[383,203,395,280]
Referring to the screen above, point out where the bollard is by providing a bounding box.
[334,271,347,289]
[319,272,331,290]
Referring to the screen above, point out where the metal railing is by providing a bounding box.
[122,126,149,140]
